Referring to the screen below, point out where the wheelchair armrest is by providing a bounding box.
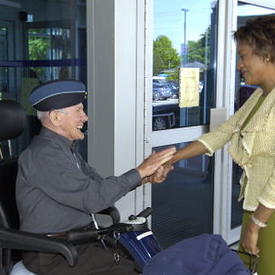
[0,227,78,266]
[97,206,120,224]
[66,223,133,244]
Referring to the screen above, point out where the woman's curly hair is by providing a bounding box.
[234,15,275,62]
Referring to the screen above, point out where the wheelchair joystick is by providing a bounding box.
[128,215,136,220]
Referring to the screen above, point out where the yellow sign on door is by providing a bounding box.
[179,68,200,108]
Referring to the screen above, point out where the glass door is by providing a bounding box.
[151,0,218,248]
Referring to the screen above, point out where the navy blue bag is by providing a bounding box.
[143,234,250,275]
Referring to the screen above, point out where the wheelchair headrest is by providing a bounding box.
[0,100,27,141]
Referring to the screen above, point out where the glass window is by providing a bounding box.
[152,0,216,131]
[0,26,8,98]
[0,0,87,158]
[27,27,74,81]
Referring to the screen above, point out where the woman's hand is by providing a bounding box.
[150,164,174,183]
[241,219,260,255]
[241,203,273,255]
[137,147,176,179]
[140,164,174,185]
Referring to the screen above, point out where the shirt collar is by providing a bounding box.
[40,127,74,150]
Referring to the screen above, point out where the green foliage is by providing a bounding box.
[153,35,180,75]
[28,38,50,60]
[166,69,179,82]
[153,28,210,79]
[28,29,50,76]
[188,27,210,65]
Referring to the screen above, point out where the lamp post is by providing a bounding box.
[180,8,189,126]
[181,8,189,66]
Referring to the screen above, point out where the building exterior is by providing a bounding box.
[1,0,275,247]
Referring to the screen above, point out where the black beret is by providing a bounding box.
[29,80,87,111]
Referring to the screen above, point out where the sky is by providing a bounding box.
[154,0,215,53]
[154,0,275,54]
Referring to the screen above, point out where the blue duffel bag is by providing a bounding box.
[143,233,251,275]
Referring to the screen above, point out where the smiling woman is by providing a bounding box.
[159,14,275,275]
[235,22,275,94]
[237,44,268,91]
[230,15,275,274]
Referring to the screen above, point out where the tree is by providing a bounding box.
[28,29,50,60]
[28,29,51,77]
[188,27,210,65]
[153,35,180,75]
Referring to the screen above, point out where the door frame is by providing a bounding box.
[149,0,238,244]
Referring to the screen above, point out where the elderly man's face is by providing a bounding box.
[58,103,88,141]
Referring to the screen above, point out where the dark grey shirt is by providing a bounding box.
[16,127,141,233]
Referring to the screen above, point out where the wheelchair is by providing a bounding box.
[0,99,254,275]
[0,99,161,275]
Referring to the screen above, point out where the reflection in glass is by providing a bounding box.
[0,27,7,60]
[0,27,8,98]
[152,143,214,248]
[152,0,217,131]
[27,27,72,81]
[0,0,87,158]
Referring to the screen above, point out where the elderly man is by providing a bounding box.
[16,80,175,275]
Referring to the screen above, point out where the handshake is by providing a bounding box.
[137,147,176,185]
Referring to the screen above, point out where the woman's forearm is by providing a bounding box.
[168,140,209,165]
[241,203,274,254]
[252,203,274,226]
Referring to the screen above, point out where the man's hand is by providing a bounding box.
[150,164,174,183]
[137,147,176,179]
[140,164,174,185]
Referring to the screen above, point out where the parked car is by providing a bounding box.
[166,81,179,99]
[153,87,161,101]
[152,102,179,131]
[152,82,172,101]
